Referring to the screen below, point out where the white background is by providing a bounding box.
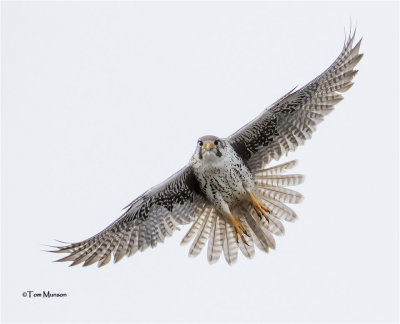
[1,1,398,323]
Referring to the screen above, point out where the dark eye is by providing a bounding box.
[198,141,203,146]
[214,140,219,145]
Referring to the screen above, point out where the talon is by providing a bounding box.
[233,230,239,243]
[249,192,270,222]
[228,214,248,245]
[238,233,246,244]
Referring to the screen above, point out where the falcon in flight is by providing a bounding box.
[51,30,362,266]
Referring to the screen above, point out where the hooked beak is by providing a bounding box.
[204,142,214,151]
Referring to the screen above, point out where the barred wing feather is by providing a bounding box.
[51,166,207,267]
[228,31,362,170]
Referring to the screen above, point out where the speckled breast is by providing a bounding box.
[195,154,255,207]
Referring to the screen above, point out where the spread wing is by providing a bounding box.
[228,31,363,170]
[51,166,207,267]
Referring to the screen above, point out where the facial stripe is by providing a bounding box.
[216,147,222,157]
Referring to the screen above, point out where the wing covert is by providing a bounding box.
[228,31,363,170]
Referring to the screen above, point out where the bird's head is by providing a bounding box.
[193,135,228,163]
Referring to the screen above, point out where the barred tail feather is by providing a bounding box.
[265,214,285,236]
[180,206,211,245]
[255,174,305,187]
[254,160,298,175]
[222,221,239,265]
[188,208,213,257]
[243,207,276,253]
[207,214,225,264]
[257,186,303,204]
[237,212,255,259]
[260,195,298,222]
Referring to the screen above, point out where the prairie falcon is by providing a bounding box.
[51,31,362,266]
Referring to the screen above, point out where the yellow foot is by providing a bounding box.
[228,214,249,245]
[249,192,271,222]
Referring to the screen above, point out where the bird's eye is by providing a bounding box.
[214,140,219,145]
[198,141,203,146]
